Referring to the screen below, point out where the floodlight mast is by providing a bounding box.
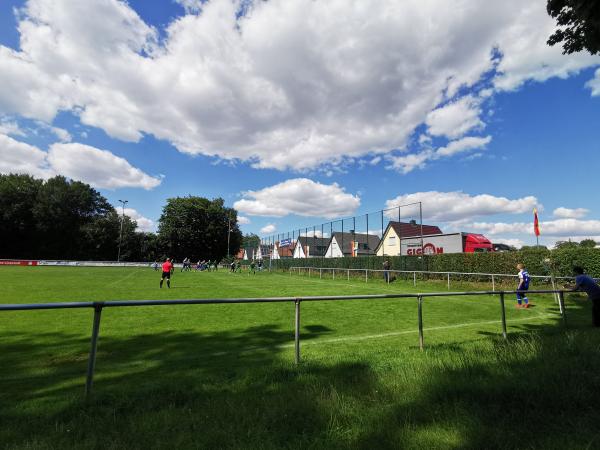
[117,199,128,262]
[227,213,231,259]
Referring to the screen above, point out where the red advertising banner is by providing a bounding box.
[0,260,38,266]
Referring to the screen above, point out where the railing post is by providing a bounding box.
[309,267,311,278]
[294,299,301,364]
[492,274,495,292]
[418,295,424,351]
[499,292,507,340]
[558,291,567,327]
[333,268,335,280]
[85,303,104,397]
[551,275,559,304]
[320,268,322,279]
[365,269,368,283]
[413,271,416,287]
[447,273,450,290]
[347,269,350,281]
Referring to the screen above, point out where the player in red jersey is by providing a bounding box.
[160,258,173,288]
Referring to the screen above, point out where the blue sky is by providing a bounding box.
[1,0,599,247]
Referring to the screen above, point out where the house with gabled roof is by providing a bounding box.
[293,236,329,258]
[255,244,272,260]
[242,247,256,260]
[277,240,295,258]
[324,232,380,258]
[375,221,442,256]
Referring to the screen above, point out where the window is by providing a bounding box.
[388,236,396,246]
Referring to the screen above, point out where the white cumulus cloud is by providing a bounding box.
[0,118,26,137]
[386,135,492,173]
[260,224,276,234]
[586,68,600,96]
[123,207,155,232]
[553,207,589,219]
[0,133,161,190]
[426,96,484,139]
[385,191,539,222]
[47,143,162,190]
[0,0,598,171]
[234,178,360,219]
[237,216,251,225]
[0,133,51,178]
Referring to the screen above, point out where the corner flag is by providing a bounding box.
[533,208,540,237]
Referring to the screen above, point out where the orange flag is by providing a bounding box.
[533,208,540,237]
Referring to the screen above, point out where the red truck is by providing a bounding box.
[401,232,494,255]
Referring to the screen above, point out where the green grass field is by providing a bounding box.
[1,266,599,449]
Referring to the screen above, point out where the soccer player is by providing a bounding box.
[516,263,530,308]
[160,258,173,288]
[572,266,600,327]
[249,260,256,275]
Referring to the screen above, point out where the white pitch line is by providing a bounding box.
[207,313,556,356]
[278,313,556,348]
[106,269,139,287]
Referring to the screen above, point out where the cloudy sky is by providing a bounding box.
[1,0,599,246]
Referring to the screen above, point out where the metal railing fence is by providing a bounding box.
[0,288,570,397]
[288,266,590,304]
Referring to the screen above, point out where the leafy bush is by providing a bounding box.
[270,247,600,277]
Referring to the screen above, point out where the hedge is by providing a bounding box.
[269,247,600,278]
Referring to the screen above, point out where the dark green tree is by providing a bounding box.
[32,176,113,259]
[579,238,597,248]
[554,240,579,249]
[547,0,600,54]
[242,233,261,249]
[157,196,242,262]
[79,210,141,261]
[0,174,42,258]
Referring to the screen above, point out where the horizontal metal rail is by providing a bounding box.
[0,288,572,396]
[289,266,586,281]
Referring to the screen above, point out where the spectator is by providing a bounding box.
[383,260,390,283]
[572,266,600,327]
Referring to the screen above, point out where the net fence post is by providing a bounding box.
[294,299,301,364]
[551,275,559,304]
[418,295,424,351]
[85,303,104,397]
[558,291,567,327]
[499,292,507,340]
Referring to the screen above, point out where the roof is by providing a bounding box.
[331,232,381,255]
[388,221,442,238]
[295,236,330,257]
[277,241,294,258]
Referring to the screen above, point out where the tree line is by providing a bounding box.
[0,174,243,262]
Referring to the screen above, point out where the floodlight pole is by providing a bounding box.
[227,214,231,259]
[117,199,128,262]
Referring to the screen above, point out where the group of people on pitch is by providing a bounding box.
[157,257,599,325]
[515,263,600,326]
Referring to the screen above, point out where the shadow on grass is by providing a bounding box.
[1,296,599,449]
